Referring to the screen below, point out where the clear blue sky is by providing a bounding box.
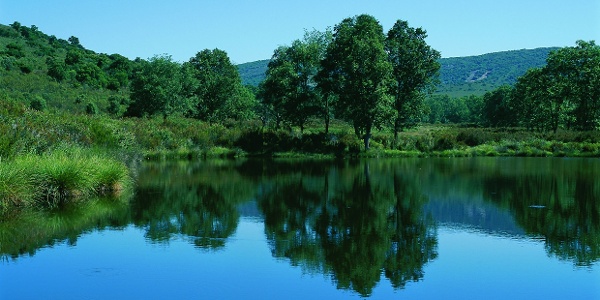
[1,0,598,64]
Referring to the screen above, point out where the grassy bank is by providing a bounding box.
[0,145,132,213]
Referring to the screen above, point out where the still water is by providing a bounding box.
[1,158,599,299]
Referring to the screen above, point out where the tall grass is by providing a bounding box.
[0,145,132,212]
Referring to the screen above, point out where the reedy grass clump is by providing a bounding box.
[0,145,132,212]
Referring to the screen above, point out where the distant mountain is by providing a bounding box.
[237,47,559,96]
[436,47,558,96]
[237,59,270,87]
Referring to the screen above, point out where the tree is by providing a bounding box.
[188,49,255,123]
[318,14,395,150]
[482,85,516,127]
[386,20,441,143]
[513,68,554,131]
[545,40,600,131]
[511,41,600,132]
[125,55,195,119]
[259,30,331,132]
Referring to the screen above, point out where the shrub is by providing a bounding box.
[434,132,457,151]
[30,96,47,111]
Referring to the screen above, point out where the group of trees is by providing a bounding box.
[479,40,600,132]
[1,22,135,90]
[3,19,598,150]
[124,50,256,122]
[260,15,441,149]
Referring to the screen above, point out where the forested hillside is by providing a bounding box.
[238,47,559,96]
[236,59,270,87]
[0,22,137,115]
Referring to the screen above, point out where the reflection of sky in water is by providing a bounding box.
[2,219,598,299]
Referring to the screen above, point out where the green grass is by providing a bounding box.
[0,145,132,212]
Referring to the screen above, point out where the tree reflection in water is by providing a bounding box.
[255,160,437,297]
[481,159,600,266]
[2,157,599,296]
[130,161,254,250]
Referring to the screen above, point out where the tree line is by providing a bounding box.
[427,40,600,132]
[3,19,599,150]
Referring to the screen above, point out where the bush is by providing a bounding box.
[434,132,457,151]
[30,96,47,111]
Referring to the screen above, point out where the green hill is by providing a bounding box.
[237,47,559,96]
[236,59,270,87]
[0,22,137,115]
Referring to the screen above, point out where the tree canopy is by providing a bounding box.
[318,14,395,149]
[259,30,331,132]
[125,55,195,119]
[188,49,255,123]
[386,20,440,139]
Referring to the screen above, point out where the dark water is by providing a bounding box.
[1,158,599,299]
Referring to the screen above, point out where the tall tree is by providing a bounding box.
[125,55,195,119]
[386,20,441,144]
[259,30,331,132]
[188,49,255,123]
[318,15,395,149]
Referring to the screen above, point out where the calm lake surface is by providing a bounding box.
[1,157,599,299]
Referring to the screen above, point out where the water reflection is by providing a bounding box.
[0,197,130,259]
[254,160,437,296]
[130,161,254,250]
[480,158,600,266]
[1,158,599,296]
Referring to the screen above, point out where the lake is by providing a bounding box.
[1,157,599,299]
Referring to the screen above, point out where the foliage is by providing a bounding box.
[386,19,441,136]
[238,47,558,98]
[318,14,395,149]
[423,94,484,125]
[482,85,516,127]
[125,55,194,118]
[259,30,331,132]
[511,40,600,132]
[188,49,256,123]
[0,145,132,212]
[237,59,270,86]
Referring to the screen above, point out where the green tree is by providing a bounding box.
[512,41,600,132]
[463,94,484,125]
[482,85,515,127]
[513,68,554,131]
[545,41,600,131]
[386,20,441,143]
[46,56,67,81]
[259,30,331,132]
[125,55,195,119]
[318,14,395,149]
[188,49,255,123]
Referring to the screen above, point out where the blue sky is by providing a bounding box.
[1,1,598,64]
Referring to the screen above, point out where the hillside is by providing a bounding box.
[0,22,137,115]
[237,47,559,96]
[236,59,270,87]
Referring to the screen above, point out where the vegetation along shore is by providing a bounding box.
[1,16,599,213]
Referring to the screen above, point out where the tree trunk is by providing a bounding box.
[363,124,372,150]
[324,97,330,135]
[393,118,400,148]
